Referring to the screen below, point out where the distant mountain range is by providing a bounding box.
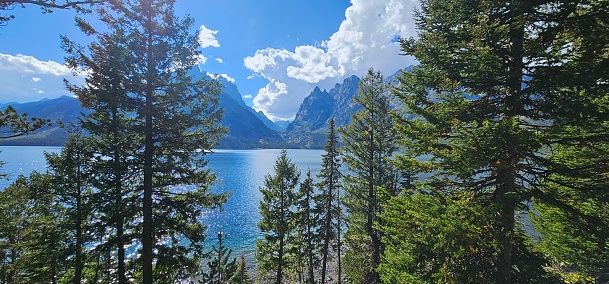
[0,69,407,148]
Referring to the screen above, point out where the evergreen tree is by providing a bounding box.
[533,130,609,282]
[256,149,300,284]
[0,176,31,283]
[529,1,609,282]
[14,172,70,284]
[339,68,399,284]
[0,106,49,141]
[315,117,342,284]
[44,133,95,284]
[200,232,238,284]
[232,255,250,284]
[295,170,318,284]
[388,0,609,282]
[64,17,140,282]
[63,0,227,282]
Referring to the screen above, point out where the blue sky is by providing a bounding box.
[0,0,418,121]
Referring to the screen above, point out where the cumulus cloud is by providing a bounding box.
[206,72,235,83]
[0,53,84,103]
[198,24,220,49]
[0,54,72,76]
[215,58,223,64]
[244,0,418,120]
[243,94,253,99]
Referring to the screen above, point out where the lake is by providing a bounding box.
[0,146,325,261]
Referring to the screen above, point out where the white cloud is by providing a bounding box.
[215,58,223,64]
[197,54,208,65]
[198,24,220,49]
[0,54,72,76]
[0,53,84,103]
[206,72,235,83]
[243,94,252,99]
[244,0,418,120]
[252,79,289,121]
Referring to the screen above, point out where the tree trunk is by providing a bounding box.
[142,1,155,283]
[321,189,332,283]
[307,190,315,284]
[113,109,127,284]
[368,123,381,284]
[337,187,342,284]
[74,147,83,284]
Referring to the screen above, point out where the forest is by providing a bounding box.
[1,0,608,283]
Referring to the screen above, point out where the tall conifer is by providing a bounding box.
[315,117,342,284]
[256,149,300,284]
[339,68,399,284]
[388,0,609,282]
[296,170,318,284]
[63,0,227,282]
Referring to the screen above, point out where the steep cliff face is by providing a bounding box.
[282,75,362,148]
[328,75,361,128]
[285,87,334,133]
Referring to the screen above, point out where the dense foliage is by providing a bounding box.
[1,0,608,283]
[256,149,301,283]
[339,68,399,284]
[382,0,609,283]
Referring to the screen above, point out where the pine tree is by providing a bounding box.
[64,17,141,282]
[389,0,609,282]
[533,130,609,281]
[296,170,318,284]
[63,0,227,282]
[14,172,70,284]
[0,176,31,283]
[339,68,399,284]
[44,133,95,284]
[315,117,342,284]
[200,232,239,284]
[256,149,300,284]
[529,1,609,281]
[232,255,250,284]
[0,106,49,140]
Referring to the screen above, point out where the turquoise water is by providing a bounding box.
[0,146,324,260]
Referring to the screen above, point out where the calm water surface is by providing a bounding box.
[0,146,324,260]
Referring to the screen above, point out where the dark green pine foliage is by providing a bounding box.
[44,133,95,284]
[0,172,74,284]
[379,190,490,284]
[0,0,98,26]
[200,232,239,284]
[315,117,343,284]
[0,106,50,140]
[257,149,300,284]
[14,172,70,284]
[63,0,228,282]
[387,0,609,283]
[533,138,609,282]
[339,68,399,284]
[0,177,29,283]
[530,1,609,282]
[63,12,141,282]
[295,171,318,284]
[0,176,52,283]
[232,255,250,284]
